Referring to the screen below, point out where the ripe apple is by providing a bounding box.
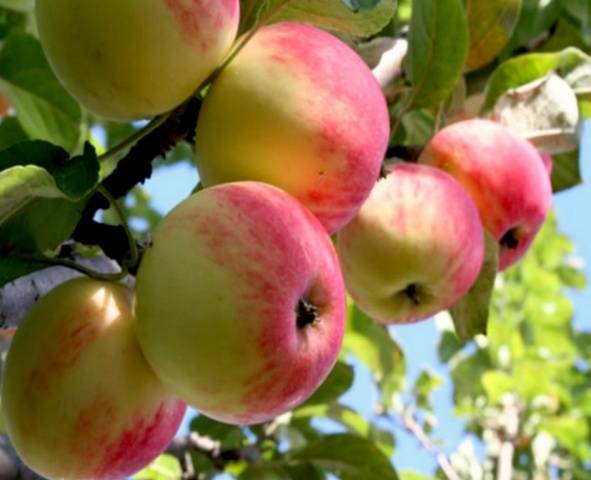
[337,163,485,324]
[35,0,240,120]
[1,278,186,480]
[135,182,346,425]
[195,22,390,234]
[419,119,553,270]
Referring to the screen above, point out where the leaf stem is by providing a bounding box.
[16,253,128,282]
[98,113,170,162]
[195,0,291,97]
[97,186,139,270]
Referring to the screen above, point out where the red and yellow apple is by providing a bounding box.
[135,182,346,425]
[35,0,240,120]
[195,22,390,234]
[1,278,186,480]
[419,119,553,270]
[337,163,485,324]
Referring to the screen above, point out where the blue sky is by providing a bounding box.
[143,122,590,475]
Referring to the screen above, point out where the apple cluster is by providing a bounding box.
[1,1,554,479]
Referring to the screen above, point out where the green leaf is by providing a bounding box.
[0,141,97,254]
[290,434,399,480]
[132,454,183,480]
[244,0,397,37]
[190,415,246,449]
[0,33,81,150]
[240,465,292,480]
[563,0,591,45]
[0,140,98,225]
[0,254,48,287]
[294,403,395,457]
[450,231,499,339]
[412,369,443,410]
[481,371,514,403]
[437,330,464,363]
[0,165,68,225]
[0,116,28,150]
[0,1,34,13]
[394,110,436,145]
[241,463,327,480]
[0,196,86,253]
[465,0,522,71]
[344,302,406,406]
[283,462,326,480]
[400,472,434,480]
[301,361,354,407]
[483,47,591,111]
[551,150,582,193]
[502,0,562,54]
[0,5,27,41]
[451,349,491,401]
[404,0,469,109]
[540,415,591,459]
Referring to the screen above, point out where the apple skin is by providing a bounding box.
[337,163,485,324]
[419,119,553,270]
[135,182,346,425]
[1,278,186,480]
[35,0,240,120]
[195,22,390,234]
[540,153,553,175]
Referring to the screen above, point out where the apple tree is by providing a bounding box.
[0,0,589,479]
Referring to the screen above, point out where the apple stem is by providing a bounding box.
[97,186,139,270]
[296,298,319,330]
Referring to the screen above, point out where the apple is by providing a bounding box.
[337,163,485,324]
[419,119,553,270]
[195,22,390,234]
[135,181,346,425]
[1,278,186,480]
[35,0,240,120]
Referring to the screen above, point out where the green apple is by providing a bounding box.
[135,182,346,425]
[35,0,240,120]
[337,163,485,324]
[195,22,390,233]
[1,278,186,479]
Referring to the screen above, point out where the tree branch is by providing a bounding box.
[72,97,201,262]
[396,408,462,480]
[496,398,519,480]
[0,256,132,330]
[166,433,260,476]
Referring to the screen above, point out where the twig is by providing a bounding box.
[0,256,131,329]
[72,97,201,261]
[97,186,139,270]
[98,113,170,163]
[166,433,260,474]
[496,399,519,480]
[397,408,462,480]
[13,254,127,283]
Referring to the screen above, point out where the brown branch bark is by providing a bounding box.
[72,97,201,264]
[166,433,260,477]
